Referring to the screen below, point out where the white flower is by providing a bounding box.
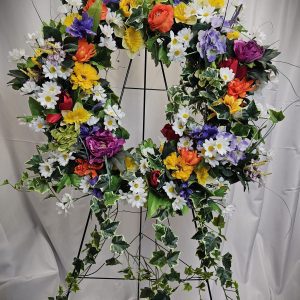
[8,48,26,62]
[177,106,191,124]
[37,92,59,109]
[139,158,149,175]
[100,24,114,37]
[163,182,177,199]
[66,0,82,8]
[106,10,124,27]
[220,67,235,83]
[129,177,145,194]
[57,66,72,79]
[167,45,187,63]
[57,152,75,166]
[177,28,193,47]
[104,115,118,131]
[185,2,200,18]
[99,36,117,51]
[172,119,186,136]
[203,138,217,158]
[141,147,155,157]
[104,104,125,120]
[215,137,230,155]
[168,31,181,48]
[87,116,100,126]
[56,193,74,215]
[29,117,47,133]
[222,204,236,217]
[127,192,147,208]
[39,161,54,178]
[205,156,220,167]
[172,196,186,211]
[80,176,91,193]
[43,62,59,79]
[92,84,107,102]
[178,137,193,150]
[20,80,39,95]
[197,5,215,23]
[41,81,61,95]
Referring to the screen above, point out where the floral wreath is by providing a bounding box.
[5,0,285,299]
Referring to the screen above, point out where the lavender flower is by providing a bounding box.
[234,40,264,63]
[197,28,227,62]
[191,125,218,146]
[66,12,96,39]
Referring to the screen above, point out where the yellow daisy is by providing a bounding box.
[119,0,137,17]
[174,2,197,25]
[122,27,144,58]
[62,103,92,129]
[222,95,243,114]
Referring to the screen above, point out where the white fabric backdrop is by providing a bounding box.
[0,0,300,299]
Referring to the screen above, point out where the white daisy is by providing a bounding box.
[172,196,186,211]
[168,31,181,48]
[178,137,193,150]
[167,45,187,63]
[203,138,217,158]
[104,104,125,120]
[29,117,47,133]
[92,84,107,102]
[129,177,146,194]
[205,156,220,167]
[56,152,75,166]
[99,36,117,51]
[141,147,155,157]
[177,106,191,124]
[106,10,124,27]
[215,137,230,155]
[99,24,114,37]
[79,176,91,193]
[66,0,82,8]
[139,158,149,175]
[8,48,26,62]
[127,192,147,208]
[197,5,215,23]
[57,66,73,79]
[163,181,177,199]
[56,193,74,215]
[20,80,39,95]
[37,92,59,109]
[39,161,54,178]
[172,119,186,136]
[41,81,61,95]
[219,67,235,83]
[43,62,59,79]
[177,28,193,47]
[87,116,100,126]
[104,115,118,131]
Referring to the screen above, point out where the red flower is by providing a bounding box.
[59,92,73,111]
[83,0,108,20]
[149,170,160,188]
[228,78,255,99]
[219,58,247,80]
[46,113,62,124]
[148,4,174,33]
[74,158,103,178]
[161,124,179,141]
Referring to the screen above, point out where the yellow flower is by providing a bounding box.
[62,103,92,129]
[227,31,240,40]
[172,162,194,181]
[174,2,197,25]
[71,62,100,91]
[195,167,210,186]
[163,152,179,170]
[208,0,225,8]
[125,157,138,172]
[63,13,82,27]
[122,27,144,58]
[222,95,243,114]
[120,0,137,17]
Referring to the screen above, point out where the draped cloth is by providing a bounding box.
[0,0,299,299]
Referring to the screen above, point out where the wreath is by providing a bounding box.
[5,0,285,299]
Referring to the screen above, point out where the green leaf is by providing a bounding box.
[149,250,167,268]
[158,46,171,67]
[231,123,251,137]
[166,268,181,282]
[212,215,225,229]
[115,126,130,139]
[101,219,119,237]
[90,197,101,214]
[28,97,44,117]
[104,191,119,206]
[87,0,102,33]
[140,287,155,298]
[27,178,50,194]
[43,25,62,42]
[147,190,170,218]
[154,223,165,241]
[213,103,230,120]
[161,227,178,249]
[222,252,232,270]
[166,250,180,268]
[216,266,232,285]
[153,290,171,300]
[69,174,81,187]
[105,257,121,266]
[269,109,285,124]
[183,282,192,292]
[56,175,72,193]
[110,235,129,254]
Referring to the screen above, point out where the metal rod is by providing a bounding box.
[78,276,204,281]
[160,61,170,101]
[119,59,133,104]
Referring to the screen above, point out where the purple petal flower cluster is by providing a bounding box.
[85,128,125,164]
[197,28,227,62]
[66,12,96,39]
[191,124,218,148]
[179,182,192,208]
[211,15,231,32]
[80,124,101,138]
[234,40,264,63]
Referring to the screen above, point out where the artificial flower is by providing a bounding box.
[104,115,118,131]
[99,36,117,51]
[8,48,26,62]
[177,28,193,47]
[20,80,39,95]
[87,116,100,126]
[83,0,108,20]
[42,81,61,96]
[122,27,144,58]
[104,104,125,120]
[220,67,235,83]
[57,66,73,79]
[39,161,54,178]
[139,158,149,175]
[172,118,186,136]
[119,0,137,17]
[42,62,59,79]
[129,177,146,194]
[37,92,59,109]
[172,195,186,211]
[46,113,62,124]
[71,62,100,91]
[79,176,91,193]
[198,5,215,23]
[215,136,230,155]
[51,125,79,153]
[203,138,217,158]
[179,148,201,166]
[219,58,247,80]
[178,137,193,150]
[195,166,210,186]
[66,12,96,38]
[66,0,82,8]
[227,31,240,40]
[59,92,74,111]
[74,158,103,178]
[127,192,147,208]
[167,45,187,63]
[164,152,179,170]
[149,170,160,188]
[234,40,264,63]
[29,117,47,132]
[173,2,196,25]
[172,157,194,181]
[161,124,180,141]
[148,4,174,33]
[63,103,92,128]
[163,181,177,199]
[208,0,224,8]
[55,151,75,166]
[73,39,96,62]
[63,13,82,27]
[227,78,255,98]
[222,94,243,114]
[125,157,138,172]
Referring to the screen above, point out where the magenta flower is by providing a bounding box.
[233,40,264,63]
[85,129,125,164]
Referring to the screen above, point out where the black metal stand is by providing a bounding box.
[67,49,213,300]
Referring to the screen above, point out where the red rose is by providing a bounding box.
[149,170,160,188]
[161,124,179,141]
[148,4,174,33]
[219,58,247,80]
[59,92,73,111]
[46,113,62,124]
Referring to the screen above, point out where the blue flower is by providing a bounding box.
[66,12,96,39]
[191,125,219,146]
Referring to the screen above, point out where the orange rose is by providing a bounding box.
[148,4,174,33]
[83,0,108,21]
[74,159,103,178]
[179,148,202,166]
[73,39,96,62]
[227,78,255,99]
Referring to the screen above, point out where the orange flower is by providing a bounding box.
[179,148,202,166]
[73,39,96,62]
[227,78,255,99]
[74,158,103,178]
[83,0,108,21]
[148,4,174,33]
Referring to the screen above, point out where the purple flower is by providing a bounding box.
[80,124,101,138]
[211,15,231,32]
[197,28,227,62]
[85,128,125,164]
[92,188,103,199]
[66,12,96,39]
[234,40,264,63]
[237,138,250,151]
[89,176,99,186]
[227,151,245,166]
[191,125,218,146]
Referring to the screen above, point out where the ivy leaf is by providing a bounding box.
[105,257,121,266]
[28,97,44,117]
[166,268,181,282]
[269,109,285,124]
[222,252,232,270]
[216,266,232,285]
[149,250,167,268]
[27,178,50,194]
[87,0,102,33]
[161,227,178,249]
[231,123,251,137]
[110,235,129,254]
[104,191,119,206]
[56,175,72,193]
[153,291,171,300]
[101,219,119,237]
[212,215,225,229]
[90,197,101,214]
[43,25,62,42]
[212,103,230,120]
[166,250,180,268]
[183,282,193,292]
[140,287,155,298]
[147,190,170,218]
[153,223,165,241]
